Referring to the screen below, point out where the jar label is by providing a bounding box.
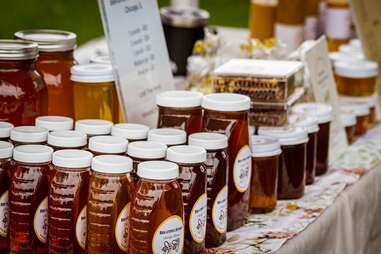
[152,215,184,254]
[275,24,304,50]
[115,203,130,252]
[33,197,48,244]
[233,145,252,193]
[212,186,228,234]
[325,8,351,39]
[0,191,9,237]
[189,193,207,243]
[75,205,87,250]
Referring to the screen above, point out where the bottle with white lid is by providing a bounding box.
[0,141,13,252]
[156,90,203,135]
[75,119,113,138]
[49,149,93,253]
[129,161,184,254]
[48,130,87,150]
[340,108,357,144]
[258,125,308,199]
[334,60,378,97]
[127,141,167,184]
[35,116,73,131]
[112,123,150,142]
[0,122,13,141]
[88,135,128,156]
[148,128,186,147]
[250,135,281,213]
[87,155,134,253]
[166,145,207,253]
[10,126,48,146]
[188,132,228,248]
[292,103,332,176]
[71,64,122,123]
[9,145,53,253]
[202,93,251,231]
[341,102,370,136]
[289,114,319,184]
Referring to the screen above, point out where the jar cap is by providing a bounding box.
[0,122,13,138]
[75,119,113,136]
[166,145,206,164]
[341,103,370,117]
[350,39,362,48]
[148,128,186,146]
[127,141,167,159]
[334,60,378,78]
[137,161,179,180]
[0,40,38,60]
[338,44,364,56]
[53,149,93,168]
[0,141,13,159]
[160,7,209,28]
[91,155,133,174]
[71,64,114,83]
[340,110,357,127]
[112,123,149,140]
[90,55,111,64]
[89,136,128,154]
[35,116,73,131]
[202,93,251,112]
[292,103,333,124]
[329,52,363,63]
[188,132,228,150]
[14,29,76,52]
[48,130,87,148]
[288,114,319,134]
[10,126,48,143]
[250,135,281,157]
[13,145,53,163]
[340,95,377,107]
[258,126,308,146]
[156,90,203,108]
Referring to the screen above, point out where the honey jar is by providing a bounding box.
[148,128,186,147]
[47,130,87,150]
[35,116,73,131]
[340,110,356,145]
[341,103,370,136]
[0,122,13,142]
[250,135,281,213]
[334,60,378,97]
[249,0,278,40]
[88,135,128,155]
[111,123,149,142]
[10,126,48,146]
[75,119,113,138]
[156,90,203,135]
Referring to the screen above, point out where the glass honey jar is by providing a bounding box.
[75,119,113,138]
[88,135,128,156]
[334,60,378,97]
[10,126,48,146]
[249,0,278,40]
[35,115,73,131]
[341,103,370,137]
[156,90,203,135]
[340,110,356,145]
[148,128,186,147]
[112,123,149,142]
[15,29,77,118]
[0,40,47,126]
[0,122,13,142]
[48,130,87,150]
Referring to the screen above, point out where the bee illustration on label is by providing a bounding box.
[219,209,225,223]
[161,238,180,254]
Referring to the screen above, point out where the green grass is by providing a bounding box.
[0,0,250,45]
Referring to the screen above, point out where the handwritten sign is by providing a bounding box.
[98,0,175,126]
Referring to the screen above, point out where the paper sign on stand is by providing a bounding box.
[98,0,175,127]
[301,36,348,162]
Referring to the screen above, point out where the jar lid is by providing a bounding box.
[202,93,251,112]
[329,52,363,63]
[160,7,209,28]
[156,90,203,108]
[137,160,179,180]
[127,141,167,159]
[148,128,186,146]
[75,119,113,136]
[292,103,333,124]
[250,135,282,157]
[288,114,319,134]
[10,126,48,143]
[35,116,73,131]
[340,95,377,108]
[0,40,38,60]
[13,145,53,163]
[338,44,364,57]
[91,155,133,174]
[166,145,207,164]
[0,122,14,138]
[188,132,228,150]
[48,130,87,148]
[340,110,357,127]
[341,103,370,117]
[71,64,114,83]
[350,39,362,48]
[112,123,149,140]
[53,149,93,168]
[89,136,128,154]
[14,29,76,52]
[90,54,111,64]
[258,126,308,146]
[334,60,378,78]
[0,141,13,159]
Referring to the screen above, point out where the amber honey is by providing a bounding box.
[326,0,351,52]
[342,103,370,137]
[340,111,356,145]
[249,0,278,40]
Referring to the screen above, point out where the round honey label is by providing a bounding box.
[0,191,9,237]
[233,145,252,193]
[33,197,48,244]
[189,193,207,243]
[212,186,228,234]
[152,215,184,254]
[75,205,87,250]
[115,203,130,252]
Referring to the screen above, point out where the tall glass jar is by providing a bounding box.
[249,0,278,41]
[0,40,47,125]
[15,29,77,118]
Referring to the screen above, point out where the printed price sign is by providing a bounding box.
[98,0,175,126]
